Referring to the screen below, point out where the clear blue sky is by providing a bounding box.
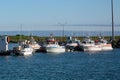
[0,0,120,31]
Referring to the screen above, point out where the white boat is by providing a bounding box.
[29,36,41,50]
[66,36,80,47]
[97,36,113,51]
[13,41,33,56]
[45,35,65,53]
[20,43,33,55]
[82,44,101,52]
[81,36,101,52]
[66,36,81,51]
[46,44,65,53]
[12,28,34,56]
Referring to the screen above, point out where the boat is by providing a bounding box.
[13,40,33,56]
[45,34,65,53]
[97,36,113,51]
[80,36,101,52]
[66,36,81,52]
[29,35,41,51]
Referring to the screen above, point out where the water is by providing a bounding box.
[1,30,120,36]
[0,44,120,80]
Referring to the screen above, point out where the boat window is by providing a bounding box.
[83,41,86,44]
[68,41,72,43]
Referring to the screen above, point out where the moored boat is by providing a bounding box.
[66,36,81,52]
[80,36,101,52]
[12,40,33,56]
[29,35,41,51]
[97,36,113,51]
[45,34,65,53]
[46,45,65,53]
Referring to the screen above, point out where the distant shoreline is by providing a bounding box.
[0,31,120,37]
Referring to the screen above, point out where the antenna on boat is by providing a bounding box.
[19,24,22,44]
[50,32,54,37]
[111,0,115,41]
[58,22,67,42]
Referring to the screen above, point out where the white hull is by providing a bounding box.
[30,44,41,50]
[83,46,101,51]
[101,44,113,50]
[82,44,101,52]
[20,48,33,55]
[81,42,113,52]
[102,47,113,50]
[46,47,65,53]
[97,36,113,51]
[66,43,78,47]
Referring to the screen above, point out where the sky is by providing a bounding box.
[0,0,120,31]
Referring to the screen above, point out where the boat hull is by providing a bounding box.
[101,44,113,50]
[46,47,65,53]
[20,48,33,55]
[82,45,102,52]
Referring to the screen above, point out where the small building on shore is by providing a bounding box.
[0,36,10,55]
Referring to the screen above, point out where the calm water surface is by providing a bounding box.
[0,44,120,80]
[1,31,120,36]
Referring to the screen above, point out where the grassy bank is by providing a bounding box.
[8,35,120,42]
[8,35,120,48]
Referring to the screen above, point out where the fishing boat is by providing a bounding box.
[80,36,101,52]
[13,40,33,56]
[29,35,41,51]
[45,34,65,53]
[12,26,34,55]
[66,36,81,52]
[97,36,113,50]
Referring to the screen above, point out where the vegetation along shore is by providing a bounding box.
[8,34,120,48]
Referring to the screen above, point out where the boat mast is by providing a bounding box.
[111,0,115,41]
[59,23,66,42]
[20,24,22,42]
[62,24,64,41]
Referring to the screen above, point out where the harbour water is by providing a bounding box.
[0,43,120,80]
[1,30,120,36]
